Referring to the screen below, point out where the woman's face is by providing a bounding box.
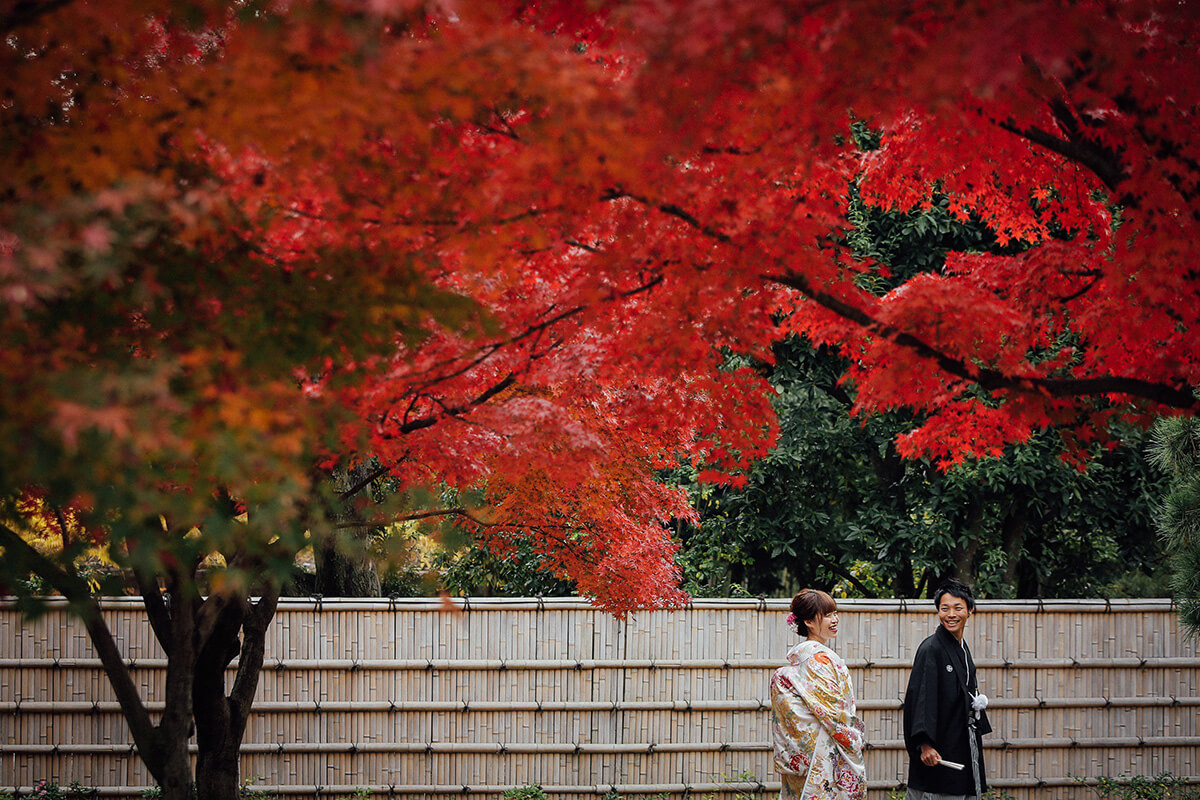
[805,610,839,642]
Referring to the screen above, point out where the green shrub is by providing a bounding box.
[26,781,97,800]
[1083,774,1200,800]
[501,786,549,800]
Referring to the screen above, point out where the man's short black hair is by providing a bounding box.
[933,578,976,611]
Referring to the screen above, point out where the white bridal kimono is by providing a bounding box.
[770,640,868,800]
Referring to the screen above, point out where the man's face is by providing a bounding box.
[937,594,972,638]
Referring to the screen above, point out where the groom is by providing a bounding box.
[902,579,992,800]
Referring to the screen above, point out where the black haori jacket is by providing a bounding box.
[903,624,992,796]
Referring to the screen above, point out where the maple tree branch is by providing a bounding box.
[227,588,279,737]
[396,372,518,434]
[0,522,162,765]
[1055,270,1103,303]
[997,117,1127,195]
[994,93,1128,196]
[604,188,734,243]
[700,144,764,156]
[768,271,1200,410]
[611,189,1195,408]
[335,506,496,528]
[135,567,175,650]
[332,507,600,566]
[338,465,390,501]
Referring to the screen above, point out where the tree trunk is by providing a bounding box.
[193,590,280,800]
[867,440,918,597]
[944,497,985,588]
[315,536,381,596]
[315,464,383,597]
[999,495,1031,596]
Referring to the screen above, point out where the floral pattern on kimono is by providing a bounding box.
[771,640,867,800]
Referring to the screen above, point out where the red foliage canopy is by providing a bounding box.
[3,0,1198,609]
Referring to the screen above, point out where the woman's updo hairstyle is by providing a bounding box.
[788,588,837,636]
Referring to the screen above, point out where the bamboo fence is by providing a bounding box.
[1,597,1197,800]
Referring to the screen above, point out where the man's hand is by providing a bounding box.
[920,743,941,766]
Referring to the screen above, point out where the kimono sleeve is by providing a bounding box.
[796,650,865,757]
[903,642,939,754]
[769,667,814,776]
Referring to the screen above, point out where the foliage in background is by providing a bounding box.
[1148,418,1200,635]
[1078,773,1200,800]
[500,787,549,800]
[670,183,1170,600]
